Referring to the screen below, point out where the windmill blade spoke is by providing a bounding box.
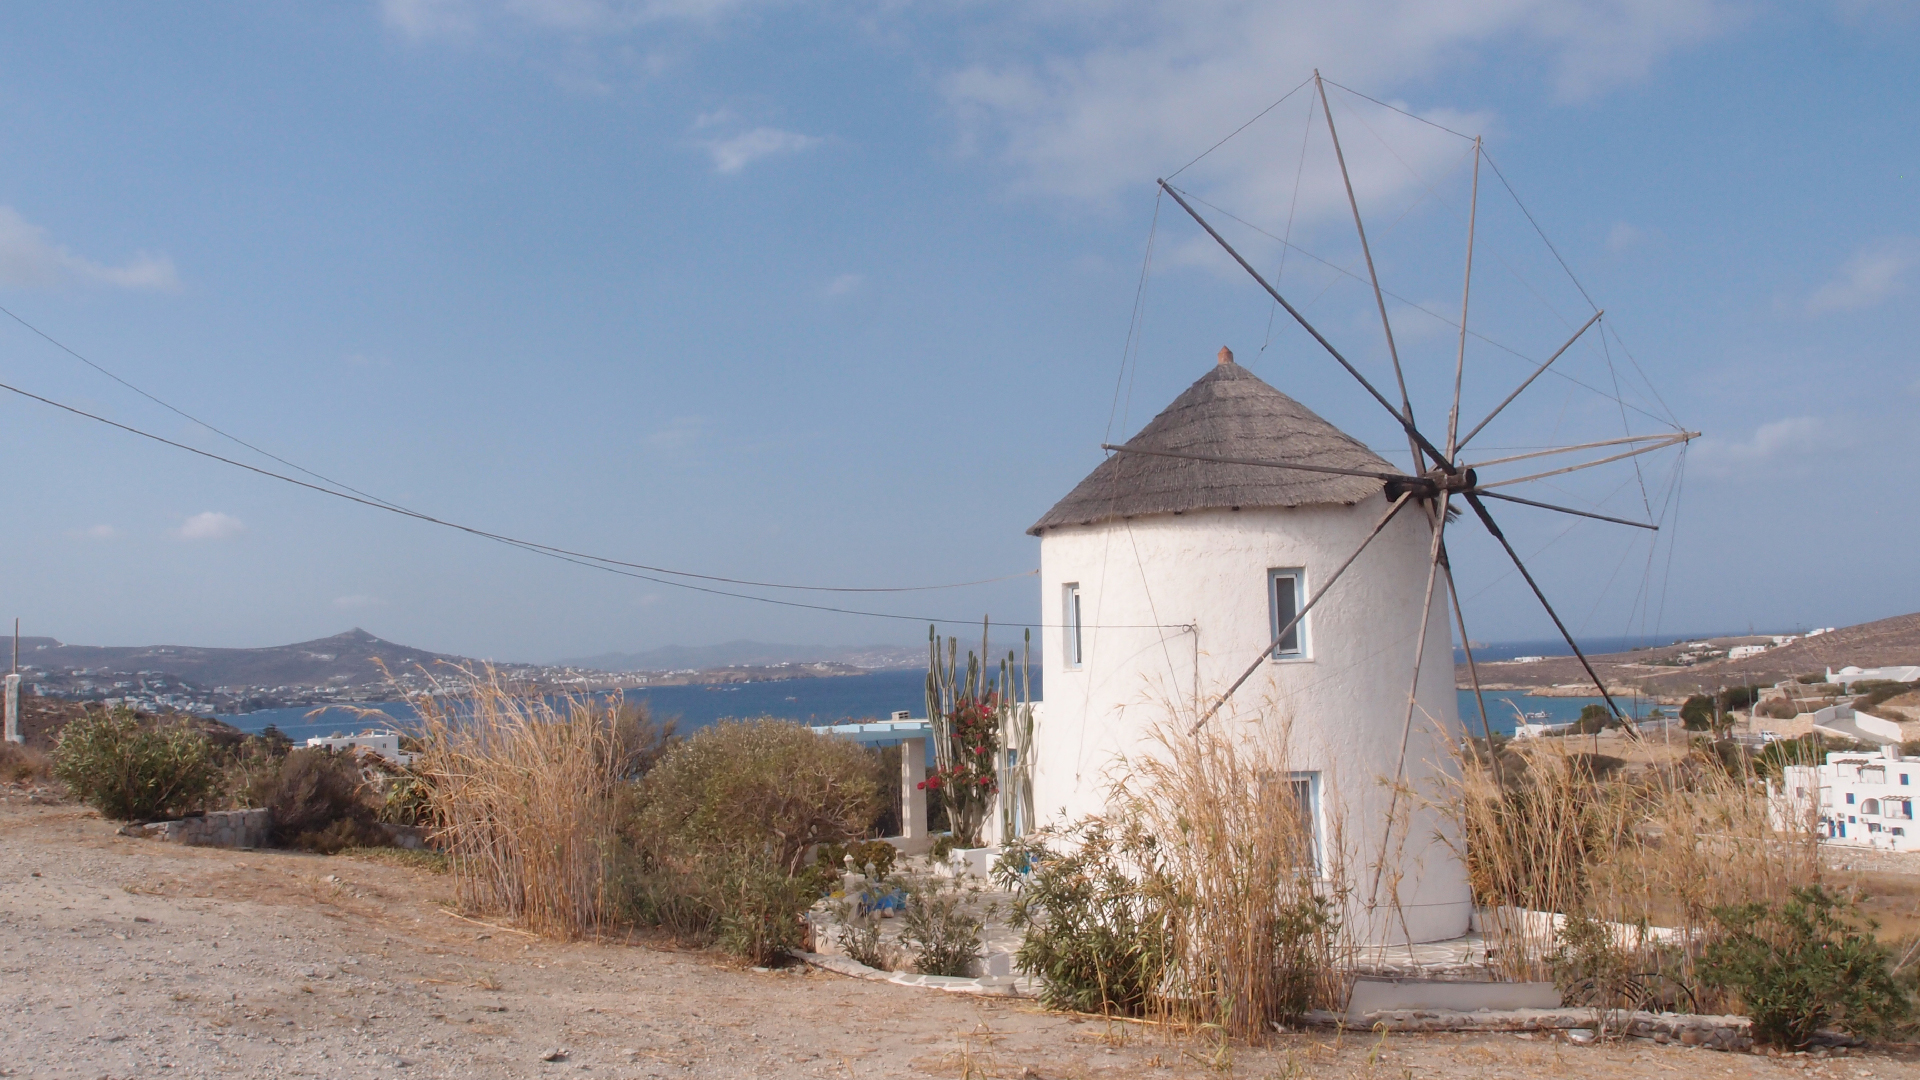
[1472,489,1658,531]
[1191,490,1416,733]
[1465,431,1690,470]
[1463,492,1638,734]
[1476,432,1699,489]
[1455,309,1603,452]
[1447,138,1481,457]
[1315,70,1418,473]
[1155,180,1454,472]
[1100,443,1421,485]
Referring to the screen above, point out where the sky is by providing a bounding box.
[0,1,1914,662]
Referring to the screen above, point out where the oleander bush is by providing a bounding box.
[1700,885,1909,1048]
[621,719,880,963]
[52,707,220,821]
[899,876,992,977]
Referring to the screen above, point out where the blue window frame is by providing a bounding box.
[1847,792,1856,804]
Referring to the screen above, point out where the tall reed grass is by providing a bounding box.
[411,668,627,939]
[1006,714,1350,1036]
[1443,734,1819,1006]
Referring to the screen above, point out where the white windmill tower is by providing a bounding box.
[1025,72,1696,948]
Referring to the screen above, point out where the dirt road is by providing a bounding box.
[1,797,1913,1079]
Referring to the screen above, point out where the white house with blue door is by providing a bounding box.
[1777,745,1920,851]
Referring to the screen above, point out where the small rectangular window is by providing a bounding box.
[1262,770,1321,874]
[1847,793,1856,804]
[1062,583,1083,670]
[1269,568,1308,659]
[1903,774,1910,786]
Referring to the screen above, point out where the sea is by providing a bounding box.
[218,666,1641,744]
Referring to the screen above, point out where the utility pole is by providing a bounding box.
[5,618,21,744]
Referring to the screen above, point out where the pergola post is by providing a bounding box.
[898,736,930,854]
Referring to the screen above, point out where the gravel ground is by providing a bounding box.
[4,796,1919,1080]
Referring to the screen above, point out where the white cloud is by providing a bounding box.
[1692,416,1847,478]
[173,511,246,541]
[1807,240,1914,315]
[943,1,1730,212]
[648,415,704,449]
[1605,222,1653,254]
[333,595,389,610]
[381,0,747,39]
[0,207,181,291]
[703,127,822,174]
[823,273,864,298]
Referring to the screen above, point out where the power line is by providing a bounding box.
[0,305,1027,595]
[0,374,1198,631]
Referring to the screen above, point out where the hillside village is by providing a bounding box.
[12,628,882,717]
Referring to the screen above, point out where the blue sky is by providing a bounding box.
[0,1,1913,661]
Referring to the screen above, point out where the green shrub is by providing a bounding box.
[713,855,814,966]
[52,708,219,821]
[996,824,1168,1014]
[1572,704,1614,735]
[929,833,957,862]
[829,888,897,970]
[1700,885,1909,1048]
[1753,735,1829,780]
[1681,695,1716,732]
[628,719,879,875]
[899,877,991,977]
[620,719,878,964]
[1717,684,1768,714]
[848,839,897,881]
[251,748,380,850]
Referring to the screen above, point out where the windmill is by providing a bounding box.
[1038,71,1697,935]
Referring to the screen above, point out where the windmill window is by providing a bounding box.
[1260,770,1322,874]
[1268,569,1309,660]
[1062,584,1084,670]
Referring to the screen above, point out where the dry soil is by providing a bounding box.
[3,796,1919,1080]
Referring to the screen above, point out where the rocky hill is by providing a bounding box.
[1459,611,1920,700]
[14,629,461,690]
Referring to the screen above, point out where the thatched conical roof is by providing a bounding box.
[1030,358,1393,534]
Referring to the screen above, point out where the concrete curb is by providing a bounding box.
[795,951,1032,997]
[1303,1007,1753,1051]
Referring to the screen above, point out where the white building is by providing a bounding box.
[1027,351,1470,945]
[1727,645,1768,661]
[1828,666,1920,690]
[1777,746,1920,851]
[307,728,414,766]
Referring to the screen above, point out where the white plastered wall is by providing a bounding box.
[1032,493,1471,945]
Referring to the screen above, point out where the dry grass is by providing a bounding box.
[1109,718,1347,1038]
[1443,735,1818,1004]
[1,740,53,784]
[411,667,625,939]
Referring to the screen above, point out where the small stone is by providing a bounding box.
[542,1049,570,1063]
[1565,1029,1596,1045]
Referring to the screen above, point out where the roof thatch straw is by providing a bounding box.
[1030,358,1392,535]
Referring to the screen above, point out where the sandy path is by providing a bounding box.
[0,798,1914,1080]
